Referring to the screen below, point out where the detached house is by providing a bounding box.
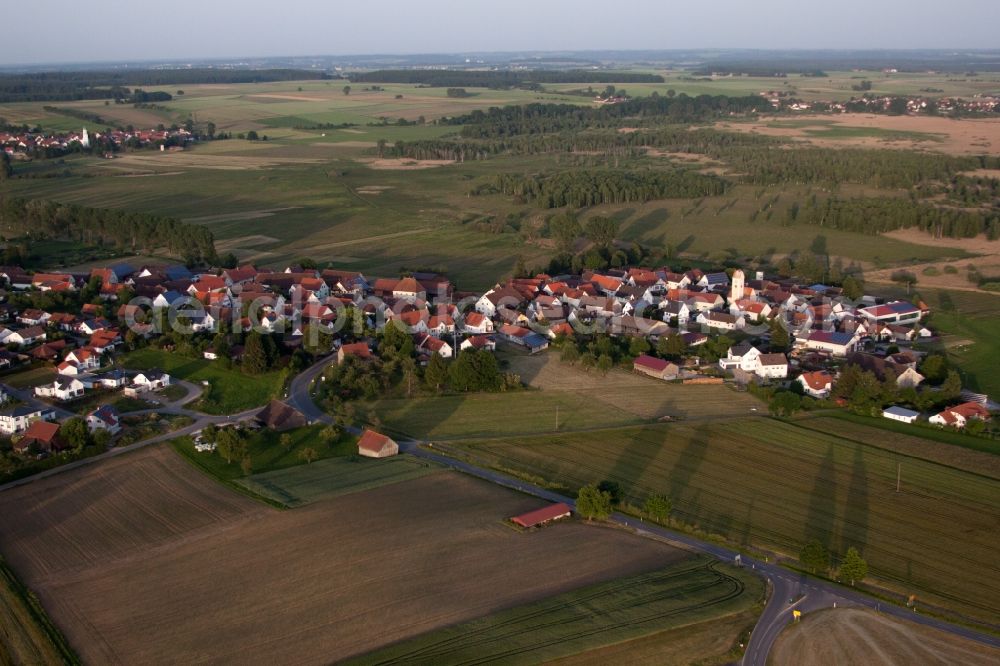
[35,377,85,401]
[462,311,494,334]
[929,402,991,429]
[87,405,121,435]
[798,371,834,399]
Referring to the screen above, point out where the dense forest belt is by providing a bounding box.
[348,69,664,87]
[0,197,217,263]
[446,96,773,136]
[475,170,727,208]
[385,127,1000,189]
[0,69,331,103]
[380,127,778,161]
[800,195,1000,239]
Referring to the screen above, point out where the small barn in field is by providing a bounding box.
[357,429,399,458]
[511,502,572,529]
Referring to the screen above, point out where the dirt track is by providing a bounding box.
[0,447,682,665]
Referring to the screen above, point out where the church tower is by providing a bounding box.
[81,127,90,149]
[730,269,745,303]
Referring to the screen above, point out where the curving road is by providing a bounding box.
[4,356,999,663]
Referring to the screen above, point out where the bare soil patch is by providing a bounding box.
[866,228,1000,293]
[358,157,454,170]
[103,152,325,171]
[719,113,1000,155]
[771,608,1000,666]
[0,449,681,665]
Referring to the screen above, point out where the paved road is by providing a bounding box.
[401,441,1000,662]
[5,358,999,662]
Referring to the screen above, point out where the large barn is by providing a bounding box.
[511,502,573,529]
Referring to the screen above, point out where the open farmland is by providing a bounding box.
[350,557,763,665]
[793,413,1000,477]
[442,418,1000,626]
[0,446,693,664]
[236,455,440,507]
[365,356,762,440]
[771,608,1000,666]
[0,72,983,289]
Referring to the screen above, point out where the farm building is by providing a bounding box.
[511,502,573,529]
[255,400,308,431]
[633,355,679,381]
[357,429,399,458]
[883,406,920,424]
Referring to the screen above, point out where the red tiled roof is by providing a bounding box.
[357,429,394,454]
[511,502,572,528]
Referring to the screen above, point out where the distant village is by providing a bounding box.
[1,126,195,158]
[0,255,992,459]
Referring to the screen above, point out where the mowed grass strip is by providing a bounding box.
[447,419,1000,624]
[237,455,441,507]
[350,557,762,666]
[0,559,79,666]
[122,349,284,414]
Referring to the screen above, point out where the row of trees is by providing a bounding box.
[0,197,218,264]
[800,539,869,586]
[478,169,727,208]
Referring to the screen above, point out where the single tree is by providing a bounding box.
[92,428,112,449]
[800,539,830,574]
[560,344,580,365]
[279,433,293,450]
[243,332,270,375]
[596,354,613,375]
[299,447,319,464]
[425,353,449,391]
[61,417,90,450]
[576,483,613,522]
[839,546,868,586]
[657,333,686,359]
[644,493,672,523]
[342,85,352,96]
[320,424,341,445]
[240,455,253,475]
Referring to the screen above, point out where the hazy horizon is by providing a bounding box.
[6,0,1000,66]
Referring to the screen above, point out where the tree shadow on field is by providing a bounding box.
[804,444,838,552]
[841,445,870,554]
[676,235,696,253]
[665,425,710,523]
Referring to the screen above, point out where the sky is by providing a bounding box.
[5,0,999,65]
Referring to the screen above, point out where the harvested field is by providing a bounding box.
[443,418,1000,625]
[718,113,1000,155]
[0,448,684,665]
[368,357,761,440]
[358,157,455,170]
[771,608,1000,666]
[504,351,762,420]
[0,560,76,665]
[866,228,1000,294]
[93,152,325,171]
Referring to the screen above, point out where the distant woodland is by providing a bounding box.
[0,69,331,103]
